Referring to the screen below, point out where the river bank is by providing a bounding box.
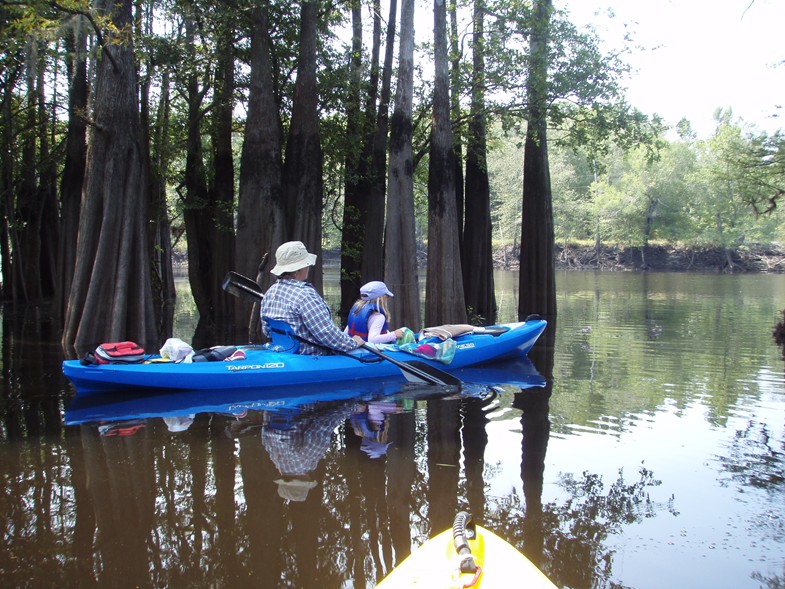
[205,243,785,274]
[494,243,785,273]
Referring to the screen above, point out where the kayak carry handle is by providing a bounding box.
[452,511,478,574]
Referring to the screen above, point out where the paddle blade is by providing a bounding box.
[398,360,462,386]
[222,271,264,302]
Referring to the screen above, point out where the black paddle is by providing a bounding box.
[221,270,461,386]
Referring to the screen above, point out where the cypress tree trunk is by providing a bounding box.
[425,0,466,327]
[384,0,421,329]
[359,0,397,296]
[339,0,366,323]
[462,0,496,325]
[518,0,556,321]
[182,10,211,322]
[208,21,237,324]
[339,0,397,324]
[56,22,88,321]
[146,69,176,337]
[449,0,464,249]
[37,46,59,300]
[236,3,285,338]
[282,0,324,292]
[0,44,25,301]
[62,0,156,353]
[17,38,41,301]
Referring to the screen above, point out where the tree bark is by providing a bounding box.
[182,11,237,336]
[339,0,366,324]
[37,45,60,300]
[449,0,464,249]
[425,0,466,327]
[359,0,397,299]
[208,20,237,324]
[181,9,212,323]
[145,68,176,337]
[0,46,25,301]
[236,3,286,339]
[62,0,156,353]
[339,0,397,324]
[518,0,556,321]
[282,0,324,292]
[56,22,88,322]
[384,0,421,329]
[462,0,496,325]
[17,38,41,301]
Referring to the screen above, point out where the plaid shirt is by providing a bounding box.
[260,278,359,355]
[262,406,350,476]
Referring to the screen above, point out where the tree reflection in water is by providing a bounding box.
[719,419,785,589]
[0,323,678,589]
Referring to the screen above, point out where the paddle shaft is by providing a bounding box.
[221,271,459,386]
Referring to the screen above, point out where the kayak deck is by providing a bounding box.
[376,513,557,588]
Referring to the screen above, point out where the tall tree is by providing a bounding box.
[236,2,286,337]
[462,0,496,324]
[181,7,237,336]
[360,0,397,291]
[181,8,212,324]
[207,16,237,322]
[518,0,556,321]
[339,0,366,323]
[425,0,466,326]
[36,42,60,301]
[448,0,464,247]
[384,0,420,329]
[55,20,89,321]
[62,0,156,351]
[16,38,53,301]
[282,0,325,291]
[138,0,176,337]
[339,0,398,324]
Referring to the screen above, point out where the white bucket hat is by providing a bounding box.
[275,478,318,502]
[163,415,195,433]
[271,241,317,276]
[360,280,394,300]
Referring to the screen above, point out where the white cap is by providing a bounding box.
[360,281,394,300]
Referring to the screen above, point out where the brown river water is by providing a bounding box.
[1,270,784,588]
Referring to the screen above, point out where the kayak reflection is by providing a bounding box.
[64,355,546,427]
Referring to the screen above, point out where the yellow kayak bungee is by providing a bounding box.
[376,511,557,588]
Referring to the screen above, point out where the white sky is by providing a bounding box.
[558,0,785,138]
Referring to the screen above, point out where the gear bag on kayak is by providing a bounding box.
[80,341,146,365]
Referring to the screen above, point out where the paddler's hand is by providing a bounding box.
[351,335,365,346]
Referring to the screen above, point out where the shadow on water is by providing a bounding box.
[6,286,780,588]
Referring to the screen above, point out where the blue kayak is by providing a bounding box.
[62,319,547,396]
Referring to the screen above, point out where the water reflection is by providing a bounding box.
[61,385,509,587]
[0,316,697,588]
[4,273,785,588]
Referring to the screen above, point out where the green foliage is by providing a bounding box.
[4,0,785,289]
[487,112,785,252]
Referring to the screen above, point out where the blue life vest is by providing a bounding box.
[347,302,389,340]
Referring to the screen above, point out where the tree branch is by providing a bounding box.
[50,1,119,72]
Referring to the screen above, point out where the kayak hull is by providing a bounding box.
[63,355,546,425]
[62,320,546,396]
[376,523,557,588]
